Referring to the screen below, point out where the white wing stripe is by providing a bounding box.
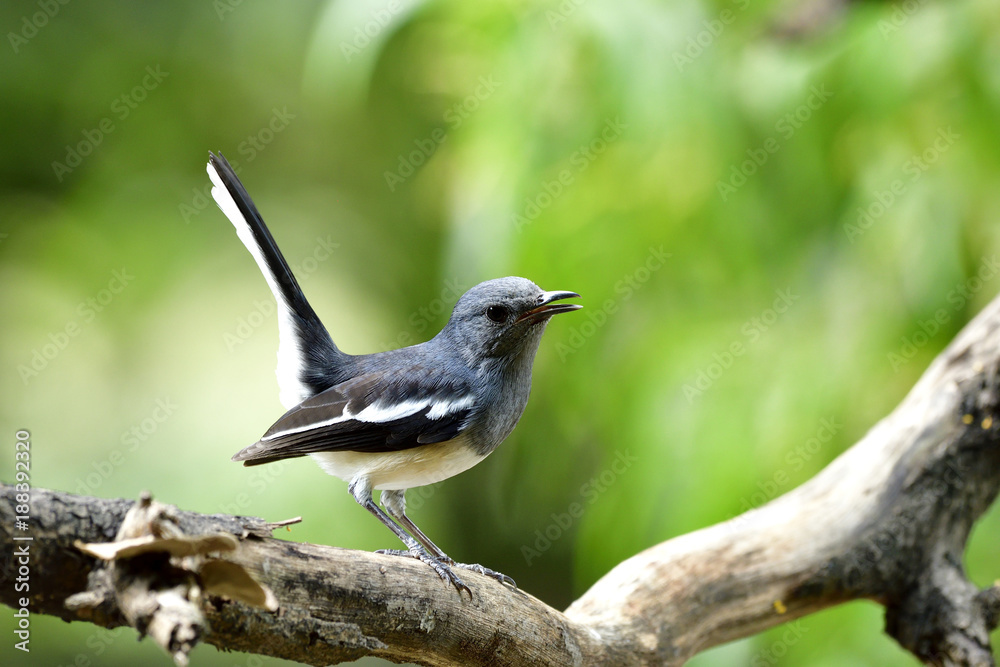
[427,394,474,419]
[261,395,475,441]
[353,398,428,423]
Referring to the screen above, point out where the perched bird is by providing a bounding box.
[206,152,580,593]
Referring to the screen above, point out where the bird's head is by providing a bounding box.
[444,277,581,364]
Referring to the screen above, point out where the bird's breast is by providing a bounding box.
[309,434,487,491]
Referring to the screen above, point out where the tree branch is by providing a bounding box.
[4,293,1000,665]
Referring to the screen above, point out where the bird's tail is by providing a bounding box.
[207,151,343,408]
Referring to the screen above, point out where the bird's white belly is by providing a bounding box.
[309,436,487,490]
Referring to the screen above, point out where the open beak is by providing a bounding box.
[517,290,582,324]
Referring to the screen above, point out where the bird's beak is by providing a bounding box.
[517,290,582,324]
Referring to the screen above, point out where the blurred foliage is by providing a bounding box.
[2,0,1000,665]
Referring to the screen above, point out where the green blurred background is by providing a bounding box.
[2,0,999,664]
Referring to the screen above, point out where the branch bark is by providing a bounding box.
[4,292,1000,665]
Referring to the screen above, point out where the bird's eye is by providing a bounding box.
[485,305,509,323]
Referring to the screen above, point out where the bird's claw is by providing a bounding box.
[376,548,472,596]
[375,548,411,558]
[454,562,517,589]
[375,550,515,593]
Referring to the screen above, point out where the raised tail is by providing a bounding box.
[207,151,344,408]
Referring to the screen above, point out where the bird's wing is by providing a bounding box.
[232,368,476,465]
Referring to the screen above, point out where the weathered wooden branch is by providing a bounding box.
[4,292,1000,665]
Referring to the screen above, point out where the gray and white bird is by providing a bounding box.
[206,152,580,593]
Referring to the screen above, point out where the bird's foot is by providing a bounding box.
[453,562,517,589]
[376,548,471,597]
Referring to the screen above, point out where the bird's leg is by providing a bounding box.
[348,478,470,596]
[380,488,517,589]
[380,489,449,559]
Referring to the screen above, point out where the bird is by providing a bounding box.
[206,151,581,594]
